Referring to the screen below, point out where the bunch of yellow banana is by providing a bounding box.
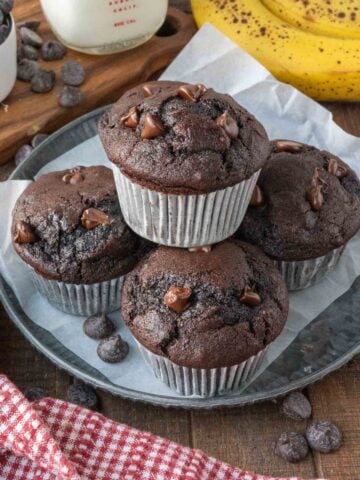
[191,0,360,101]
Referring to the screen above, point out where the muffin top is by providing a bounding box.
[236,140,360,261]
[98,81,270,194]
[12,165,143,284]
[121,239,288,369]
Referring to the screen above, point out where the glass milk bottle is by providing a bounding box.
[40,0,168,55]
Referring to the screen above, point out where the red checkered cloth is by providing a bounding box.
[0,375,323,480]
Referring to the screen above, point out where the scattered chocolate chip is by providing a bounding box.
[120,106,139,129]
[23,386,48,402]
[17,59,40,82]
[14,144,33,166]
[14,220,38,244]
[31,69,56,93]
[22,44,39,61]
[216,111,239,139]
[83,313,116,340]
[281,392,312,421]
[0,23,9,44]
[62,171,84,185]
[306,421,342,453]
[67,383,98,409]
[307,185,324,211]
[177,83,207,102]
[274,432,309,463]
[61,60,85,86]
[275,140,303,153]
[142,84,154,97]
[141,113,165,139]
[240,286,261,306]
[17,20,41,31]
[58,86,84,107]
[164,286,192,313]
[250,185,265,207]
[81,208,110,229]
[188,245,212,253]
[20,27,43,48]
[0,0,13,14]
[31,133,49,148]
[327,157,347,178]
[41,40,66,61]
[97,335,129,363]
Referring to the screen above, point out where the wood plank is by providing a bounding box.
[0,1,196,165]
[308,360,360,480]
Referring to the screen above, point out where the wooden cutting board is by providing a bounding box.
[0,1,196,165]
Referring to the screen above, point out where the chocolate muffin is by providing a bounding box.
[12,165,144,315]
[237,140,360,289]
[122,239,288,396]
[99,81,270,247]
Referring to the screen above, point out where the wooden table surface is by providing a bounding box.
[1,1,360,479]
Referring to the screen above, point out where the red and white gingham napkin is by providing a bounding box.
[0,374,322,480]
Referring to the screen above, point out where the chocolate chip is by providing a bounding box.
[61,60,85,86]
[23,386,48,402]
[81,208,110,229]
[17,59,40,82]
[14,144,33,165]
[97,335,129,363]
[31,133,48,148]
[188,245,212,253]
[164,286,192,313]
[58,86,84,107]
[14,221,38,244]
[307,185,324,211]
[0,23,9,44]
[250,185,265,207]
[306,421,342,453]
[41,40,66,61]
[31,69,56,93]
[177,84,207,102]
[275,140,303,153]
[62,171,84,185]
[17,20,41,31]
[20,27,43,48]
[281,392,312,421]
[240,286,261,306]
[142,84,154,97]
[274,432,309,463]
[67,383,98,409]
[216,111,239,139]
[0,0,13,14]
[121,106,139,129]
[141,113,165,139]
[22,44,39,61]
[83,313,116,340]
[327,157,347,178]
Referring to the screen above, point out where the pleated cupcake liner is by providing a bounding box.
[29,268,124,316]
[112,166,260,248]
[274,245,345,291]
[136,341,268,398]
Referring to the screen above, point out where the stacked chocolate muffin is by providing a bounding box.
[98,81,290,397]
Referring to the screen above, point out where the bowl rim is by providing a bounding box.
[0,13,15,50]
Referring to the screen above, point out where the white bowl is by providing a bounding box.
[0,14,16,103]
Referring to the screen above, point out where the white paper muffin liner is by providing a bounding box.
[112,166,260,247]
[274,245,345,291]
[136,341,268,397]
[29,268,124,316]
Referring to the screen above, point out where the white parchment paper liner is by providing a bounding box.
[274,245,345,291]
[136,340,268,397]
[112,166,260,247]
[1,24,360,398]
[29,267,124,316]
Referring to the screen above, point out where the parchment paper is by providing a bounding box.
[1,24,360,397]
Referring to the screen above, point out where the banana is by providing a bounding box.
[191,0,360,101]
